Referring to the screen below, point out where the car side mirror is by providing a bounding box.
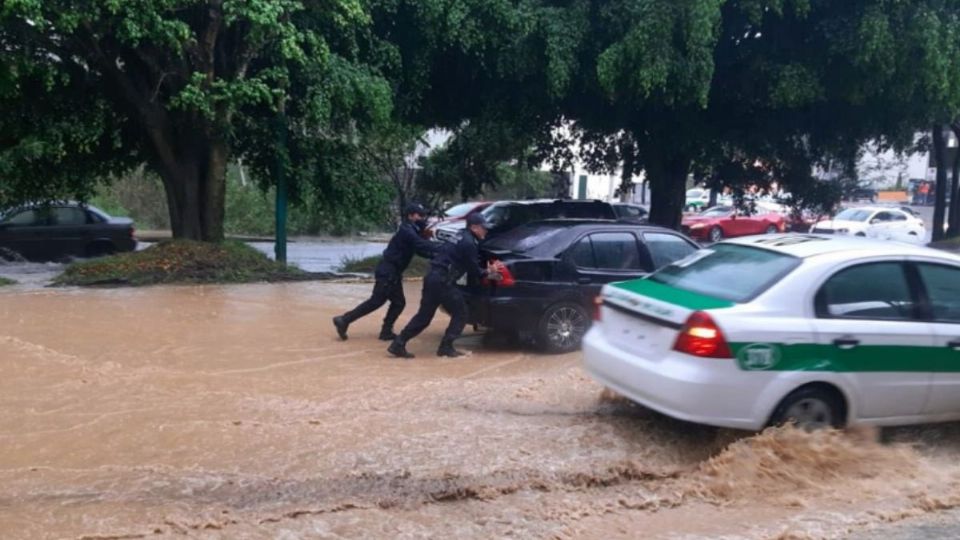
[870,218,881,224]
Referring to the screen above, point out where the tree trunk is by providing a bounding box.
[202,138,228,242]
[948,122,960,238]
[619,139,636,203]
[149,130,228,242]
[933,124,949,242]
[647,154,691,230]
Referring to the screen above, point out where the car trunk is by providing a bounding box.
[461,248,558,328]
[598,302,681,359]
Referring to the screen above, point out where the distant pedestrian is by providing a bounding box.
[388,213,503,358]
[333,203,437,341]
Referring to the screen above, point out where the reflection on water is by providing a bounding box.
[1,282,959,539]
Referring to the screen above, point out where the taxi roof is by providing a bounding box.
[722,234,949,260]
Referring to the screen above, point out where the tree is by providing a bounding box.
[1,1,392,240]
[553,0,960,229]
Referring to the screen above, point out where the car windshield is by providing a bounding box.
[834,208,873,222]
[701,206,733,217]
[483,224,569,256]
[444,203,477,218]
[649,244,801,303]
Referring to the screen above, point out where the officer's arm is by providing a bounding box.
[460,238,487,281]
[403,225,438,258]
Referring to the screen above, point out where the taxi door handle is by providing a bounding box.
[833,338,860,350]
[577,277,592,284]
[947,340,960,351]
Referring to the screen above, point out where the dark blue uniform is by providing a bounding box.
[337,221,437,339]
[394,228,488,353]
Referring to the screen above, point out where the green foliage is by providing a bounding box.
[54,240,305,286]
[0,0,396,239]
[0,277,16,287]
[91,163,394,236]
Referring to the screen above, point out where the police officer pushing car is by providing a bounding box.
[333,203,437,341]
[388,212,503,358]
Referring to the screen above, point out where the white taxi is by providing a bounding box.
[582,234,960,430]
[811,206,925,244]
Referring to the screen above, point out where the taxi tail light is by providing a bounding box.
[673,311,732,358]
[593,296,603,321]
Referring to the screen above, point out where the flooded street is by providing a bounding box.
[3,282,960,539]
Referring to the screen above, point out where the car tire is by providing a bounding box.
[855,232,866,237]
[708,227,723,243]
[537,301,590,354]
[769,385,846,430]
[85,241,116,258]
[765,224,778,234]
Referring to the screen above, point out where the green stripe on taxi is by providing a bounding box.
[611,279,735,311]
[731,342,960,372]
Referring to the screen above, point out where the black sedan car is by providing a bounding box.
[461,220,700,353]
[0,202,137,261]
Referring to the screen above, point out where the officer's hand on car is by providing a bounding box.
[486,261,505,281]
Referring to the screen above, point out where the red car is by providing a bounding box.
[423,201,491,239]
[681,205,785,243]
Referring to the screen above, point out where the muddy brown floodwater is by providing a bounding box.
[4,282,960,539]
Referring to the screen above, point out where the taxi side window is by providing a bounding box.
[917,264,960,323]
[815,262,915,320]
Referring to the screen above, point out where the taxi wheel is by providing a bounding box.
[709,227,723,243]
[538,302,590,354]
[769,386,846,431]
[765,225,778,234]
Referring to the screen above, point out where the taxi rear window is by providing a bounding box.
[649,244,800,303]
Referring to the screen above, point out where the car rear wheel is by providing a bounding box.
[769,386,845,431]
[708,227,723,243]
[538,302,590,354]
[765,224,778,234]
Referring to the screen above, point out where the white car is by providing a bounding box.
[811,206,925,244]
[582,234,960,430]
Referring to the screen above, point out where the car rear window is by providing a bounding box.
[484,225,569,255]
[649,244,801,303]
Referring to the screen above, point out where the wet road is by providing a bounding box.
[4,282,960,538]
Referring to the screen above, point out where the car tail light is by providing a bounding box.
[593,296,603,321]
[482,259,515,287]
[129,227,136,239]
[673,311,732,358]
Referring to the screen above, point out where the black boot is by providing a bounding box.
[388,338,415,359]
[378,326,397,341]
[437,338,464,358]
[333,316,349,340]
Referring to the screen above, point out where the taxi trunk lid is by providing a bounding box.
[599,279,734,357]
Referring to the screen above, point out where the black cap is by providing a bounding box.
[466,213,490,228]
[404,203,427,216]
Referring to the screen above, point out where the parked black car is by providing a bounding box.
[0,202,137,261]
[460,220,700,353]
[433,199,618,243]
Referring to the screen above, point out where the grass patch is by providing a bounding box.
[54,240,308,286]
[339,254,432,277]
[0,277,16,286]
